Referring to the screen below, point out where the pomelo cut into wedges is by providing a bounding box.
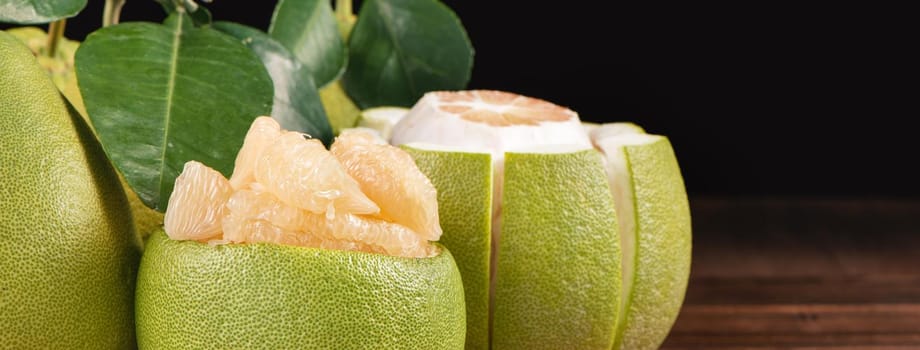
[141,117,464,348]
[394,90,691,349]
[0,31,141,349]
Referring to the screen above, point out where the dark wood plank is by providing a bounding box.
[660,197,920,348]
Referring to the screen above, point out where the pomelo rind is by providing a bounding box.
[136,230,466,349]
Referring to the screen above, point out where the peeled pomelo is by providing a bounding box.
[139,116,464,348]
[394,90,691,349]
[0,31,141,348]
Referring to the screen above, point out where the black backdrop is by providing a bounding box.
[4,1,915,197]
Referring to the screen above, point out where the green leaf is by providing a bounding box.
[0,0,87,24]
[213,21,333,146]
[269,0,346,88]
[75,13,274,212]
[343,0,473,108]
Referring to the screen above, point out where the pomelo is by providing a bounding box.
[5,27,165,239]
[0,31,141,349]
[138,117,466,348]
[393,90,692,349]
[356,106,410,140]
[136,230,465,349]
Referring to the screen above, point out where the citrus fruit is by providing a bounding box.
[319,80,362,134]
[394,90,692,349]
[0,31,141,349]
[136,230,465,349]
[593,132,692,350]
[331,129,442,240]
[356,106,410,140]
[5,27,165,239]
[139,116,464,348]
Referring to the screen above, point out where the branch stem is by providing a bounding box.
[103,0,127,27]
[45,20,66,58]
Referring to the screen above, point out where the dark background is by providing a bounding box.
[5,1,915,198]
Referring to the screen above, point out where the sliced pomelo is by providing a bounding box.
[332,129,442,240]
[136,230,465,349]
[593,131,691,350]
[356,106,409,140]
[402,146,493,348]
[494,148,621,348]
[394,91,621,349]
[395,90,690,349]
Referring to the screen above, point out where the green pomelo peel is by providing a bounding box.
[136,230,467,349]
[0,31,141,349]
[403,146,493,348]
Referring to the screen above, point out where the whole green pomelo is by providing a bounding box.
[136,230,466,349]
[0,31,142,349]
[5,27,165,239]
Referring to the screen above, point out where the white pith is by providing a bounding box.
[592,132,661,343]
[357,107,409,140]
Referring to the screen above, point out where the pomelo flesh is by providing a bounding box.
[164,117,441,258]
[0,31,141,349]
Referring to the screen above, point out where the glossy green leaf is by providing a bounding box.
[343,0,473,108]
[75,13,274,212]
[213,21,333,146]
[269,0,346,88]
[0,0,87,24]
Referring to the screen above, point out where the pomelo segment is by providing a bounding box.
[229,116,282,190]
[402,145,493,349]
[255,131,379,216]
[164,161,233,241]
[136,230,466,349]
[332,129,442,240]
[164,116,440,258]
[593,132,691,350]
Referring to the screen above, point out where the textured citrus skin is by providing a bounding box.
[6,28,165,239]
[136,230,466,350]
[493,149,621,349]
[403,146,493,350]
[0,31,142,349]
[613,137,692,350]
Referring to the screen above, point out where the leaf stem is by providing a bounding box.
[103,0,127,27]
[45,19,66,58]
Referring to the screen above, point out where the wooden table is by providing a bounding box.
[661,197,920,349]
